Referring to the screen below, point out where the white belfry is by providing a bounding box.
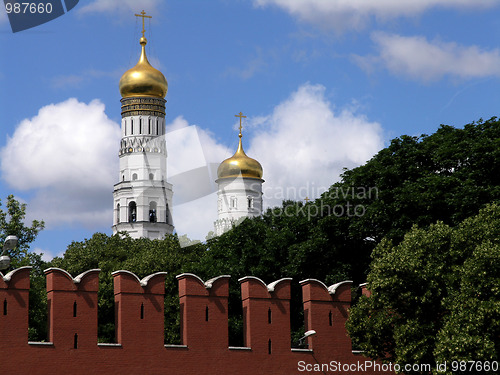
[214,113,264,236]
[112,14,174,239]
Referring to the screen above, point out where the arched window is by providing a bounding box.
[148,118,151,134]
[231,197,237,209]
[149,173,154,180]
[248,197,253,209]
[156,119,159,135]
[131,119,134,135]
[166,204,170,224]
[132,173,138,181]
[149,201,157,223]
[128,201,137,223]
[139,118,142,134]
[116,203,120,224]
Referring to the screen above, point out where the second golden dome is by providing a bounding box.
[217,135,263,180]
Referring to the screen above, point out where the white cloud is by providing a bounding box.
[172,193,219,242]
[164,117,228,241]
[0,101,227,241]
[167,117,215,176]
[0,98,121,229]
[166,116,227,201]
[354,32,500,82]
[33,247,63,262]
[0,85,384,243]
[247,83,383,207]
[253,0,496,32]
[78,0,161,15]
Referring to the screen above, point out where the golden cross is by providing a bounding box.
[135,10,152,38]
[305,197,311,203]
[235,112,246,136]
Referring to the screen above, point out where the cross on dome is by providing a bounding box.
[135,10,152,38]
[235,112,247,137]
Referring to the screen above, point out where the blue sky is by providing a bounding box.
[1,0,500,259]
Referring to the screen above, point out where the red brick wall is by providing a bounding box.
[0,267,393,374]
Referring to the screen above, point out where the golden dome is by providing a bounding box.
[119,36,168,98]
[217,133,263,180]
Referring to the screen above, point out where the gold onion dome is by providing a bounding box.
[217,133,263,180]
[119,36,168,98]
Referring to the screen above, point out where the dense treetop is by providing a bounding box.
[347,204,500,374]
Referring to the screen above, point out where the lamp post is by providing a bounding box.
[298,330,316,348]
[0,235,18,271]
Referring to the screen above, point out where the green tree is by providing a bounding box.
[50,232,204,343]
[346,204,500,374]
[315,118,500,282]
[0,194,46,340]
[0,194,45,267]
[190,201,349,346]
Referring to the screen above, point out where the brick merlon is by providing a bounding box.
[300,279,353,302]
[176,273,230,297]
[112,270,167,295]
[0,266,32,289]
[239,276,292,300]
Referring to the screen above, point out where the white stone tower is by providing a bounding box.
[214,112,264,236]
[112,12,173,239]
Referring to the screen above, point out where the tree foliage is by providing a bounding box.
[0,194,45,267]
[190,201,332,345]
[346,204,500,374]
[314,118,500,280]
[50,232,204,343]
[0,195,46,340]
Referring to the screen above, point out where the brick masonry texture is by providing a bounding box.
[0,267,393,374]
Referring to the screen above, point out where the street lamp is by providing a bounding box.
[0,235,18,271]
[298,330,316,348]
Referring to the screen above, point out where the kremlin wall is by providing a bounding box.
[0,266,394,374]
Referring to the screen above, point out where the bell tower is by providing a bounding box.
[112,11,174,239]
[214,113,264,236]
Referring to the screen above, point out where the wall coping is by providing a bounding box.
[299,278,353,295]
[238,276,292,292]
[28,341,54,346]
[112,270,168,287]
[176,273,230,289]
[98,343,122,348]
[164,344,188,350]
[2,266,32,282]
[44,267,101,284]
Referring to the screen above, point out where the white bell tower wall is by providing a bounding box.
[112,97,174,239]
